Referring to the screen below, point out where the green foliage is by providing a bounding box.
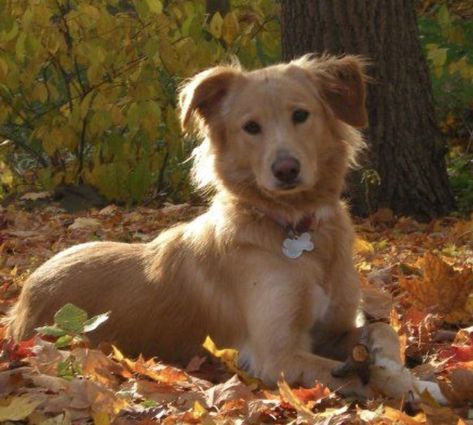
[36,303,110,348]
[419,4,473,213]
[419,5,473,117]
[0,0,281,202]
[57,356,83,381]
[448,150,473,213]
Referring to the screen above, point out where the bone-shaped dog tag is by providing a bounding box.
[282,232,314,259]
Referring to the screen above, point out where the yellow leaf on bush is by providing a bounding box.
[145,0,162,15]
[222,12,239,45]
[399,252,473,323]
[209,12,223,39]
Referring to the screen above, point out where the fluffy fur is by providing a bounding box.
[7,55,409,397]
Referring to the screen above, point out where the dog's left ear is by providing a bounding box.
[179,66,240,130]
[294,54,368,128]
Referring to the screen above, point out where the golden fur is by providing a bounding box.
[6,55,407,397]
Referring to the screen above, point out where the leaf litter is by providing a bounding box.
[0,202,473,424]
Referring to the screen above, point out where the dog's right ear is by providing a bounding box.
[179,67,240,130]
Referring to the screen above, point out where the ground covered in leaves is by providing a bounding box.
[0,197,472,424]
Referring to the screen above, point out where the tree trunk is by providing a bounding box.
[206,0,230,16]
[281,0,455,218]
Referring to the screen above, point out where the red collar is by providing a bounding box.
[254,208,316,235]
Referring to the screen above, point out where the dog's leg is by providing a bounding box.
[241,277,368,397]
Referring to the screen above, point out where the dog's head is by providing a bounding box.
[179,55,367,210]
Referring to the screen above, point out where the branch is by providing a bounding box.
[0,132,48,167]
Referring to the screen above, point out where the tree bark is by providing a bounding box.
[281,0,455,218]
[206,0,230,16]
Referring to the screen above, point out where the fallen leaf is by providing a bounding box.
[20,191,51,201]
[186,356,207,372]
[371,208,395,223]
[290,382,331,406]
[0,394,42,421]
[92,411,110,425]
[354,237,375,256]
[277,379,317,421]
[438,368,473,406]
[38,411,72,425]
[383,406,426,424]
[361,275,394,319]
[203,336,261,387]
[399,252,473,323]
[68,217,101,231]
[205,375,254,408]
[72,348,126,388]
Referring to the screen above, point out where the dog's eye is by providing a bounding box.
[243,120,262,135]
[292,109,309,124]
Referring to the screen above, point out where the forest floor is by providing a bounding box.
[0,199,472,424]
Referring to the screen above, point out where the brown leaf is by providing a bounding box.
[71,348,127,388]
[438,368,473,406]
[361,275,394,319]
[134,378,185,404]
[29,338,68,375]
[205,375,254,408]
[420,397,461,425]
[399,252,473,323]
[185,356,206,372]
[68,217,101,231]
[68,378,127,415]
[371,208,395,224]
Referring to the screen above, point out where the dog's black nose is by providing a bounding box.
[271,156,300,184]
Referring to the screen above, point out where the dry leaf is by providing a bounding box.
[68,217,101,231]
[68,378,127,415]
[399,252,473,323]
[438,368,473,406]
[203,336,261,387]
[383,406,426,424]
[371,208,395,223]
[20,192,51,201]
[72,348,126,388]
[354,237,375,256]
[360,275,394,319]
[277,379,317,421]
[205,375,254,408]
[0,394,42,422]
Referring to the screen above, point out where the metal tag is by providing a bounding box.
[282,232,314,259]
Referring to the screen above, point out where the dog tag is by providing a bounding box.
[282,232,314,259]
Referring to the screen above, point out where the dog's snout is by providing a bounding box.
[271,156,300,184]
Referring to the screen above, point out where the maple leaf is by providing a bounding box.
[290,382,331,406]
[399,252,473,323]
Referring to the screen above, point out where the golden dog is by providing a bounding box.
[6,55,444,400]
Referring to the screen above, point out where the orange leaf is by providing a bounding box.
[383,406,426,424]
[291,382,331,405]
[399,252,473,323]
